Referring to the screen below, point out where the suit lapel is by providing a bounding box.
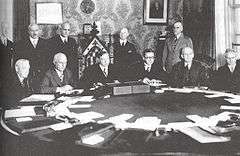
[52,69,63,86]
[174,34,184,52]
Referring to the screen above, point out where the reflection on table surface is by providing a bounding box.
[2,87,240,155]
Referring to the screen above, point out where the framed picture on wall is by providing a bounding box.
[36,2,63,24]
[143,0,168,24]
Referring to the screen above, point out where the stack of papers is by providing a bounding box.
[5,107,36,118]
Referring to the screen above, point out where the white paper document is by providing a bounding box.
[68,104,92,109]
[82,134,104,145]
[20,94,55,102]
[129,117,161,131]
[224,98,240,104]
[5,107,36,118]
[73,111,104,121]
[16,117,33,122]
[50,122,73,131]
[179,126,231,143]
[167,122,195,130]
[220,105,240,110]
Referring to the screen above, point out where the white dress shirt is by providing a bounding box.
[29,37,39,48]
[60,35,68,43]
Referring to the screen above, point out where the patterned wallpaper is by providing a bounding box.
[30,0,183,55]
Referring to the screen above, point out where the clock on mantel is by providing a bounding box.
[80,0,95,14]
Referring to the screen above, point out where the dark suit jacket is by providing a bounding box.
[1,72,33,108]
[48,35,78,79]
[40,68,75,93]
[214,64,240,92]
[162,33,193,73]
[15,37,48,73]
[0,39,14,82]
[113,41,142,81]
[129,61,168,82]
[170,60,208,88]
[80,64,118,89]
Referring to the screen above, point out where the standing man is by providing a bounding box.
[214,49,240,92]
[80,51,119,89]
[48,22,78,81]
[129,48,168,84]
[162,21,193,73]
[15,23,48,90]
[0,22,15,84]
[170,47,208,88]
[40,53,75,94]
[113,27,142,81]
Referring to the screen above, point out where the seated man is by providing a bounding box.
[170,47,209,88]
[1,59,33,108]
[40,53,75,94]
[129,48,168,85]
[80,51,119,89]
[214,49,240,92]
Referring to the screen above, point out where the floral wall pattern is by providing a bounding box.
[30,0,183,55]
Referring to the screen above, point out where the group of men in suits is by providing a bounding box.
[2,20,240,108]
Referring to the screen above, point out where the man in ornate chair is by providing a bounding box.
[80,50,119,89]
[213,49,240,92]
[129,48,168,85]
[1,59,33,108]
[40,53,75,94]
[170,47,209,88]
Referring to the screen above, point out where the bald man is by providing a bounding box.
[48,22,78,80]
[162,21,193,73]
[170,47,208,88]
[113,28,142,81]
[1,59,33,108]
[40,53,75,94]
[15,24,48,90]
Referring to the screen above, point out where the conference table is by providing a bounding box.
[2,85,240,156]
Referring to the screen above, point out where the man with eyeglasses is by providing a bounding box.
[129,49,167,85]
[40,53,75,94]
[48,22,78,81]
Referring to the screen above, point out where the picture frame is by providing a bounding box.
[83,23,92,34]
[143,0,168,24]
[36,2,63,24]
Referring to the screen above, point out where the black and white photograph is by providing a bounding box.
[0,0,240,156]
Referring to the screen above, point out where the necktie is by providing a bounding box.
[172,37,177,50]
[33,40,37,48]
[59,73,64,82]
[230,66,234,73]
[147,67,150,72]
[64,38,67,44]
[103,68,108,77]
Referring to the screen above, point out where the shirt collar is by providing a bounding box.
[17,73,24,84]
[55,69,64,78]
[144,63,152,70]
[120,39,127,45]
[60,35,68,42]
[99,64,108,71]
[175,33,182,39]
[29,36,39,42]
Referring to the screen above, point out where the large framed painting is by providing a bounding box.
[143,0,168,24]
[36,2,63,24]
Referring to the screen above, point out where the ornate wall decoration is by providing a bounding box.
[30,0,183,56]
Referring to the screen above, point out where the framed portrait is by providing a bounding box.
[36,2,63,24]
[143,0,168,24]
[83,23,92,34]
